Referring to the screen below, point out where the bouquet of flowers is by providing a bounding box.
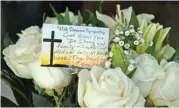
[1,2,179,107]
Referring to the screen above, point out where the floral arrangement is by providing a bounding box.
[1,3,179,107]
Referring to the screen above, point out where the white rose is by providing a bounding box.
[26,59,72,89]
[78,66,145,107]
[132,54,162,97]
[3,25,72,89]
[149,61,179,107]
[3,26,41,79]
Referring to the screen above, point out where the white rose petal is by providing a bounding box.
[149,61,179,107]
[2,26,41,79]
[26,59,71,89]
[132,54,162,97]
[78,66,145,107]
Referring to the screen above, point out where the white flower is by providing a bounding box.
[108,52,113,57]
[88,24,92,26]
[129,29,135,33]
[134,40,140,45]
[119,31,124,35]
[131,54,162,97]
[113,37,120,43]
[115,29,120,35]
[105,61,111,68]
[138,30,143,35]
[129,59,135,64]
[78,66,145,107]
[124,50,129,55]
[125,30,130,36]
[148,61,179,107]
[3,26,72,89]
[135,33,141,40]
[81,24,86,26]
[129,25,134,29]
[26,59,71,89]
[140,38,145,44]
[124,43,130,49]
[121,36,125,40]
[119,41,124,46]
[3,26,41,79]
[150,41,153,46]
[128,64,135,72]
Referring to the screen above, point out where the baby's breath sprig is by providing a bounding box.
[112,24,145,56]
[105,51,113,69]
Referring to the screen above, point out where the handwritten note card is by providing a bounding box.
[41,24,109,68]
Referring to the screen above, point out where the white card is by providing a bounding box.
[41,24,109,68]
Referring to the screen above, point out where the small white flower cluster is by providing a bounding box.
[112,25,146,55]
[105,52,113,68]
[127,59,136,72]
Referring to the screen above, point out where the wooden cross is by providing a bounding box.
[43,31,62,66]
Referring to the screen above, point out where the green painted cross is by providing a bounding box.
[43,31,62,66]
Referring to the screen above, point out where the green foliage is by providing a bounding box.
[111,44,126,71]
[1,96,18,107]
[129,10,139,28]
[49,4,71,25]
[3,33,14,49]
[85,9,106,27]
[42,13,46,23]
[172,44,179,61]
[64,7,71,25]
[98,1,104,13]
[78,10,83,25]
[32,93,53,107]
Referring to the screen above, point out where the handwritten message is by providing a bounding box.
[41,24,109,68]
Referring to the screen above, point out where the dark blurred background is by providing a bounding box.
[1,1,179,47]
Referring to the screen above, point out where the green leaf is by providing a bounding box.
[42,13,46,23]
[155,27,171,51]
[98,1,104,13]
[49,3,64,24]
[85,9,96,26]
[137,23,157,54]
[78,10,83,25]
[1,96,18,107]
[127,68,136,78]
[64,7,71,25]
[111,44,126,71]
[32,93,54,107]
[3,33,14,48]
[173,44,179,61]
[129,10,139,27]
